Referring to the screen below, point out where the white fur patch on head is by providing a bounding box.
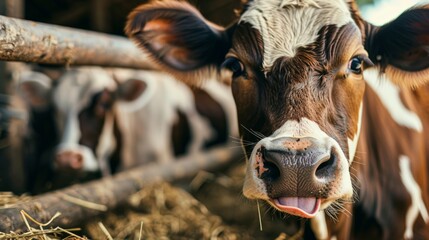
[399,155,429,240]
[240,0,352,71]
[364,69,423,132]
[54,67,116,114]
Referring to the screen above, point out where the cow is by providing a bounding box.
[125,0,429,239]
[18,67,237,192]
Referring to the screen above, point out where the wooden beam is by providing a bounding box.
[0,15,155,69]
[0,145,242,233]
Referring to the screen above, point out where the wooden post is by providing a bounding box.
[0,0,8,95]
[0,0,26,194]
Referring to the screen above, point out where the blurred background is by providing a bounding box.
[0,0,424,239]
[8,0,424,36]
[361,0,421,25]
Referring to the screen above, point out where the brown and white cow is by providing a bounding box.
[18,67,237,190]
[125,0,429,239]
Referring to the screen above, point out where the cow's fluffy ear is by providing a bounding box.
[18,71,52,109]
[125,1,232,84]
[365,5,429,88]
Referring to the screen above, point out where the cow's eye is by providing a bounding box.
[222,57,246,78]
[348,57,364,74]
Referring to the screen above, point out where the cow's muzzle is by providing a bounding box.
[251,137,341,218]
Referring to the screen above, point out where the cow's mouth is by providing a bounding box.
[269,197,321,218]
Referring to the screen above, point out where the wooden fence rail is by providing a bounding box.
[0,15,155,69]
[0,145,242,233]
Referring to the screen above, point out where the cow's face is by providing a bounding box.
[126,0,429,218]
[19,68,147,175]
[224,1,369,217]
[52,68,118,173]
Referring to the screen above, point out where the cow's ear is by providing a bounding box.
[116,79,147,102]
[366,5,429,88]
[18,71,52,109]
[125,1,232,84]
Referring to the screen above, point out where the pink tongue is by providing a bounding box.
[275,197,320,218]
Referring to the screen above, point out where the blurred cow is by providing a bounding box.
[18,67,237,191]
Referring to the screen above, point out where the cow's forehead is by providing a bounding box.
[54,68,115,113]
[240,0,353,71]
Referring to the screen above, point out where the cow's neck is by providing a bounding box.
[352,78,427,238]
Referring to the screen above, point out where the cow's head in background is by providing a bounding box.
[125,0,429,219]
[18,68,146,177]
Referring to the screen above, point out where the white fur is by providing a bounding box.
[243,118,353,205]
[399,155,429,240]
[240,0,352,71]
[54,67,117,172]
[111,69,157,113]
[347,102,363,162]
[54,67,116,114]
[55,110,98,171]
[53,68,233,173]
[311,212,328,240]
[364,69,423,132]
[115,71,216,168]
[95,112,116,176]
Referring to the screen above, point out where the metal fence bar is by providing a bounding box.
[0,15,155,69]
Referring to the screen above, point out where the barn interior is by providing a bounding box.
[0,1,288,239]
[0,0,400,239]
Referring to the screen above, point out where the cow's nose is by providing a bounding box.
[257,137,338,198]
[55,150,84,170]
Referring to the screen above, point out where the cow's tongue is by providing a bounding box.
[273,197,321,218]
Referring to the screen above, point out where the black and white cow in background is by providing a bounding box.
[17,66,237,192]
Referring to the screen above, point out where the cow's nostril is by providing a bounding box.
[315,150,336,179]
[260,161,281,182]
[257,148,281,182]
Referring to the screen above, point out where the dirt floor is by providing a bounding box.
[0,163,304,240]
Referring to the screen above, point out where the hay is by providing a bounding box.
[0,193,86,240]
[0,192,31,208]
[84,182,251,240]
[0,209,86,240]
[0,165,296,239]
